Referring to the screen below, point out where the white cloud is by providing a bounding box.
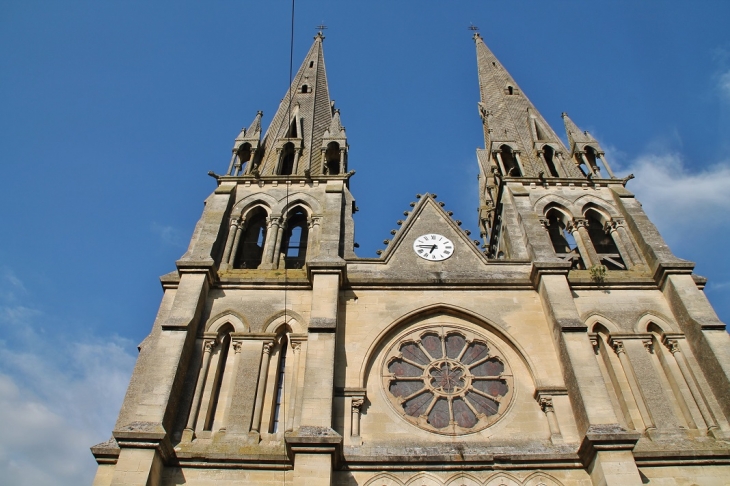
[0,270,136,486]
[617,153,730,238]
[151,221,186,247]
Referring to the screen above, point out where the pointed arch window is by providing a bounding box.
[279,142,296,175]
[584,146,602,176]
[234,207,267,269]
[236,143,252,175]
[301,84,309,93]
[499,145,521,176]
[325,142,341,175]
[543,145,559,177]
[282,207,309,269]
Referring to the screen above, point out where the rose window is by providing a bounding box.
[382,326,513,435]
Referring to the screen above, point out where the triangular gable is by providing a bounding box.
[377,194,488,273]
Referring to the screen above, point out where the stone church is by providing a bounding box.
[91,32,730,486]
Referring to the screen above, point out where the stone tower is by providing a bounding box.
[91,33,730,486]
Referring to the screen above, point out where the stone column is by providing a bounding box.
[272,219,286,269]
[219,341,243,432]
[610,219,641,267]
[292,148,301,175]
[664,337,719,435]
[513,151,526,176]
[220,218,240,269]
[538,396,563,443]
[181,339,216,441]
[227,219,245,268]
[285,340,303,432]
[227,150,237,176]
[598,151,616,178]
[339,148,346,174]
[610,339,656,433]
[250,341,274,435]
[245,148,257,175]
[260,216,280,268]
[319,148,326,174]
[536,151,550,178]
[568,218,599,268]
[233,153,242,176]
[494,151,506,176]
[351,397,365,438]
[604,220,634,269]
[580,152,600,177]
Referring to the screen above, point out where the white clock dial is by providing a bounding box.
[413,234,454,261]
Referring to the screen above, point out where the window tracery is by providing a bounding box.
[382,326,513,435]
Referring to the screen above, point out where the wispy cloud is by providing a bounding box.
[151,221,186,247]
[719,70,730,101]
[0,269,136,486]
[616,153,730,236]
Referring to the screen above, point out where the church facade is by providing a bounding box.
[91,33,730,486]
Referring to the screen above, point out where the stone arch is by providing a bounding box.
[584,313,621,334]
[263,309,306,334]
[444,472,482,486]
[523,471,565,486]
[485,472,522,486]
[274,192,322,215]
[636,312,677,334]
[533,194,576,217]
[231,193,277,217]
[404,472,443,486]
[358,303,540,390]
[363,473,405,486]
[204,310,249,333]
[574,195,620,219]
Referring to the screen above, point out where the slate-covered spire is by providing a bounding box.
[562,112,615,178]
[474,33,582,179]
[256,32,338,176]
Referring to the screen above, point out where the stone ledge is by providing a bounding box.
[577,424,641,467]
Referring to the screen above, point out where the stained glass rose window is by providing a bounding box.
[382,326,513,435]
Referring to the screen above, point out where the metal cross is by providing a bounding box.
[316,24,328,33]
[468,24,479,32]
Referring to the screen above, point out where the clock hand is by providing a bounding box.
[429,244,437,254]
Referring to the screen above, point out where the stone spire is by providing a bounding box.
[474,33,582,178]
[257,32,336,176]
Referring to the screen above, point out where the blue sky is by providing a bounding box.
[1,1,729,484]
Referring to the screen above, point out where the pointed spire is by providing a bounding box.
[246,110,263,139]
[562,112,596,148]
[323,108,346,140]
[474,34,582,178]
[562,113,615,178]
[257,33,337,176]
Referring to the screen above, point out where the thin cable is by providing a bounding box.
[283,1,294,483]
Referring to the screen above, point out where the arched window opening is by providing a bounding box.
[282,208,309,269]
[301,84,309,93]
[285,119,298,139]
[543,145,559,177]
[279,142,296,175]
[546,209,584,269]
[236,143,252,174]
[585,146,602,176]
[586,211,625,270]
[325,142,341,175]
[507,86,514,95]
[309,61,314,68]
[234,208,267,269]
[203,327,233,431]
[270,336,288,433]
[499,145,521,176]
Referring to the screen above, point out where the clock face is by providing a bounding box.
[413,234,454,261]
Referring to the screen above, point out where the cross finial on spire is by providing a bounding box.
[469,24,481,41]
[315,23,327,39]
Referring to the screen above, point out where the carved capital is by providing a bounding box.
[612,340,625,355]
[232,341,242,354]
[291,341,302,353]
[351,397,365,413]
[539,218,550,230]
[664,339,680,355]
[642,339,654,353]
[262,342,274,355]
[539,397,554,414]
[589,335,599,354]
[203,339,216,353]
[571,218,589,231]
